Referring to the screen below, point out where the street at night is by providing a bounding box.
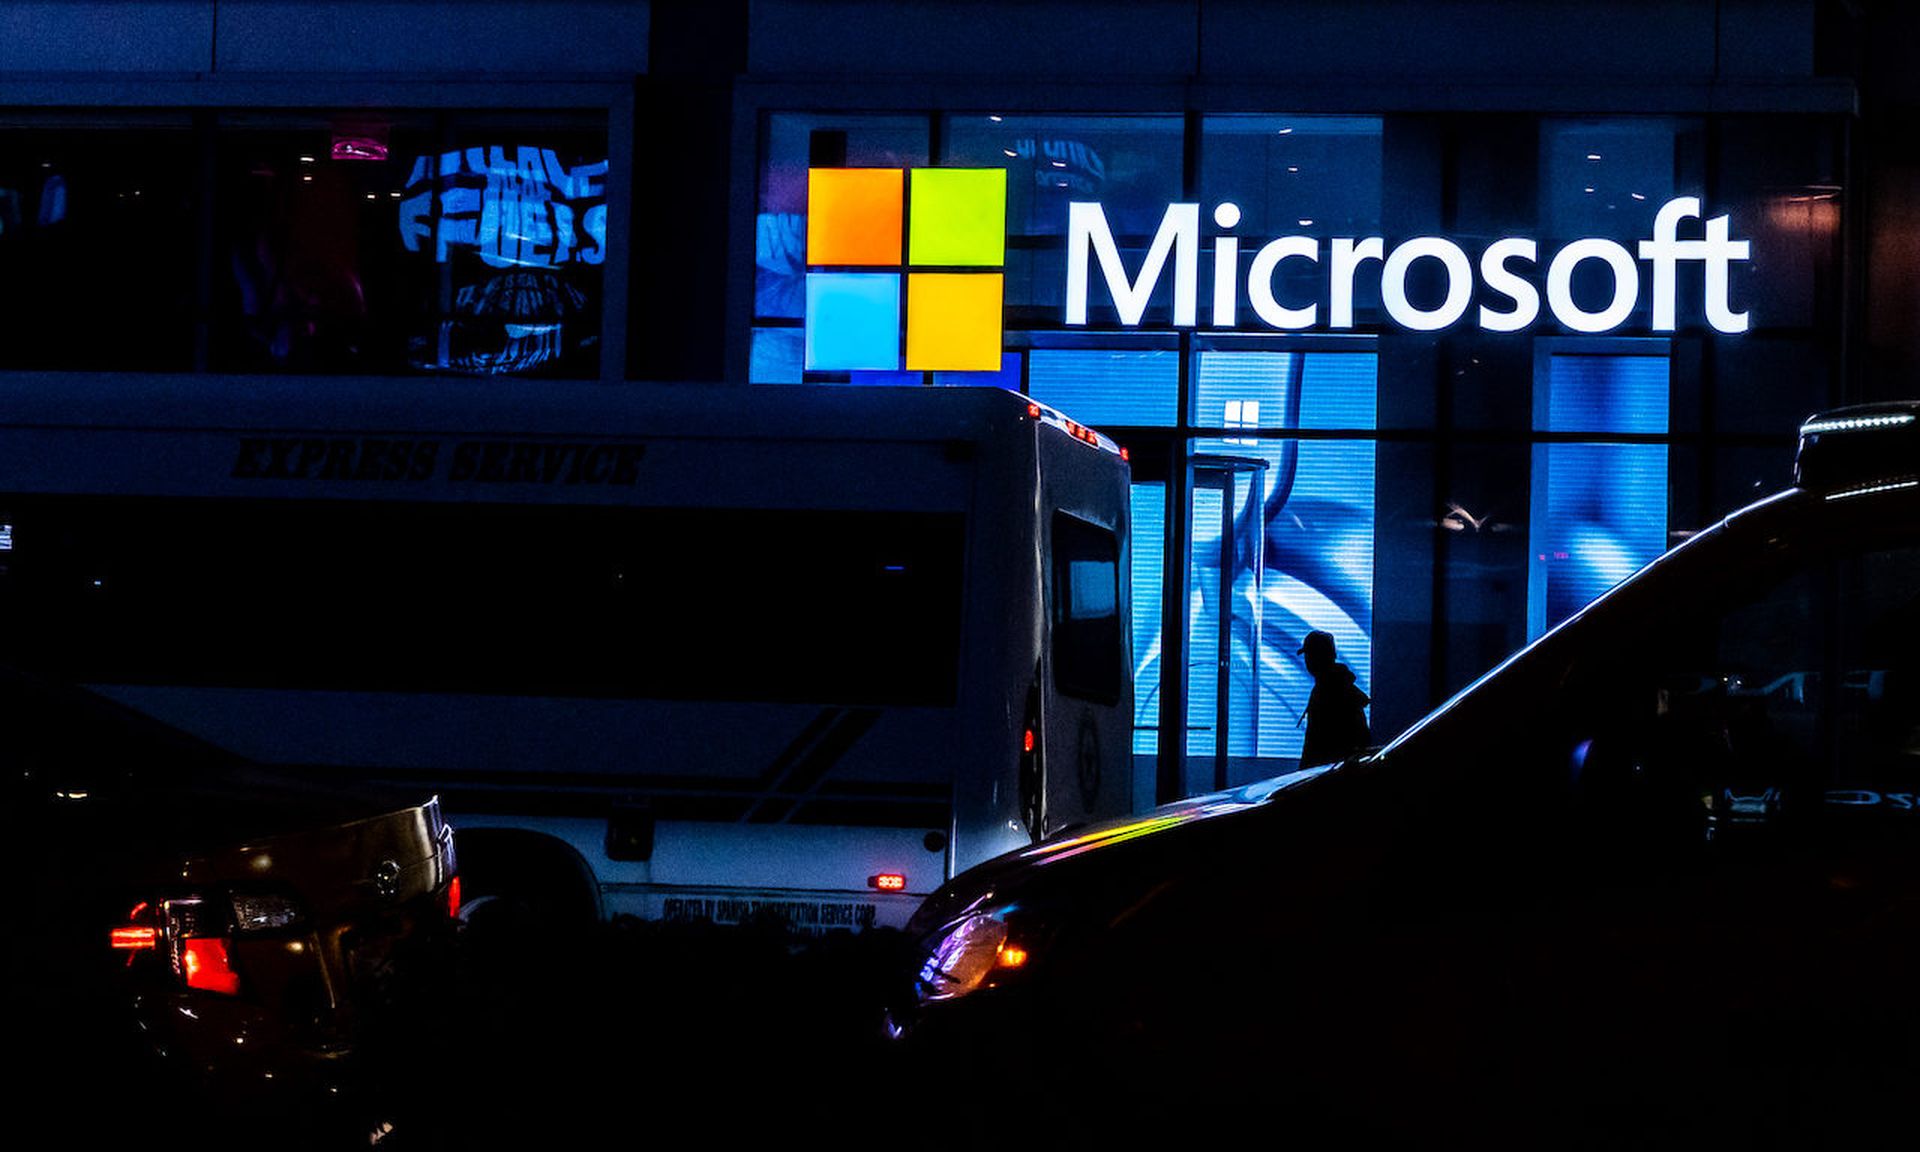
[5,2,1919,1148]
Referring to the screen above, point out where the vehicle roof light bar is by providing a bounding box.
[1794,402,1920,495]
[1800,412,1916,435]
[1021,398,1124,458]
[1824,477,1920,502]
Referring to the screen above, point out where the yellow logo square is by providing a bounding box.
[905,273,1005,372]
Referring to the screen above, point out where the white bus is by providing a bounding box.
[0,376,1134,931]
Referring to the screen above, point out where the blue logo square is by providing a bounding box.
[805,272,901,371]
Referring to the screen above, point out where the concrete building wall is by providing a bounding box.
[747,0,1814,82]
[0,0,649,75]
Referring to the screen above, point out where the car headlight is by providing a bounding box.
[915,910,1031,1004]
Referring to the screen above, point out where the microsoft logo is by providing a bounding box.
[804,167,1007,372]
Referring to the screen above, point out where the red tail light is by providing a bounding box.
[446,875,463,919]
[111,902,158,961]
[869,873,908,892]
[181,938,242,996]
[110,926,157,951]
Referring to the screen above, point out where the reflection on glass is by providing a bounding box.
[943,114,1183,240]
[214,118,606,376]
[755,115,929,322]
[0,124,195,369]
[1197,116,1384,239]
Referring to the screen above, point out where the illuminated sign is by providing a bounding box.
[804,167,1006,372]
[397,145,607,269]
[1067,196,1750,335]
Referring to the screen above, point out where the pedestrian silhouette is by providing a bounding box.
[1297,630,1370,768]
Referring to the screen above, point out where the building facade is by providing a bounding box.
[3,0,1914,804]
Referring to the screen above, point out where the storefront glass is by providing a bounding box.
[750,105,1843,794]
[214,113,607,377]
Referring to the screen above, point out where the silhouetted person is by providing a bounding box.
[1298,630,1370,768]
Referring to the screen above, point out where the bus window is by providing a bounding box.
[1052,512,1122,703]
[0,498,965,707]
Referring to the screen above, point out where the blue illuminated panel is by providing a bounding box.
[804,273,900,371]
[933,353,1023,390]
[1130,482,1165,757]
[1194,350,1379,433]
[1529,443,1667,637]
[1194,351,1297,432]
[1299,353,1380,430]
[1539,353,1668,434]
[1185,438,1374,766]
[1027,349,1178,426]
[1134,346,1378,782]
[749,327,803,383]
[1528,351,1671,638]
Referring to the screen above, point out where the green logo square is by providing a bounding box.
[907,168,1007,267]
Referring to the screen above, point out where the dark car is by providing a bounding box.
[890,405,1920,1145]
[6,669,457,1148]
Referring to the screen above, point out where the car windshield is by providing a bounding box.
[1380,486,1920,806]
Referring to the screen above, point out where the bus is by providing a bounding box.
[0,375,1135,931]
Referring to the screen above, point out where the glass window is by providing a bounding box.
[756,114,930,324]
[1539,119,1691,245]
[1438,444,1532,697]
[213,114,607,377]
[1714,117,1843,335]
[944,114,1183,241]
[1833,547,1920,810]
[1197,116,1384,239]
[1561,541,1920,848]
[1052,512,1123,704]
[947,114,1183,323]
[0,120,196,369]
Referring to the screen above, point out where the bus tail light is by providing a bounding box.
[1018,681,1043,838]
[445,875,463,919]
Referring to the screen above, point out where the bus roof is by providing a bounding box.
[0,374,1052,445]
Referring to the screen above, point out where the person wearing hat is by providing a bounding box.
[1297,630,1371,768]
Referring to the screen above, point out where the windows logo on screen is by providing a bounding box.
[804,167,1007,373]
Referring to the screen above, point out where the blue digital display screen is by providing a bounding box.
[1027,348,1179,426]
[1529,442,1668,637]
[1528,352,1671,637]
[1132,351,1377,775]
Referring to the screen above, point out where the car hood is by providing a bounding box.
[909,764,1338,936]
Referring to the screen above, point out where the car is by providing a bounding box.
[6,668,458,1148]
[888,403,1920,1145]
